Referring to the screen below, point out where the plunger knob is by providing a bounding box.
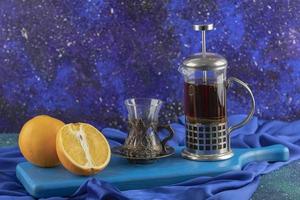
[193,24,214,31]
[192,24,214,54]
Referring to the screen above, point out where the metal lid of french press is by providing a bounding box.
[183,24,227,71]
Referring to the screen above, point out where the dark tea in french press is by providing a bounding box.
[184,82,226,122]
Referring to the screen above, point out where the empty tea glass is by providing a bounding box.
[122,98,174,159]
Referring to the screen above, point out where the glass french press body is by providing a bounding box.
[179,24,255,160]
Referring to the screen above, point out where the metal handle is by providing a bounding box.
[157,125,175,153]
[227,77,255,133]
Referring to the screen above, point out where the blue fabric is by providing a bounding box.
[1,115,300,200]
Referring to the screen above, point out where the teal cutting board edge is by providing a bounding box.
[16,144,289,198]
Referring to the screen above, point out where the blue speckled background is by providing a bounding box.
[0,0,299,132]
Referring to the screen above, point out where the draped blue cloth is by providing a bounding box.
[1,115,300,200]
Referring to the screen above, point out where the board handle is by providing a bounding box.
[240,144,289,165]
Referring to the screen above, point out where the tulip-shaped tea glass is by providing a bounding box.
[112,98,175,163]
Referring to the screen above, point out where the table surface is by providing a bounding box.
[1,134,299,200]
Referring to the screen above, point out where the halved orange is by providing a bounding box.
[56,123,111,176]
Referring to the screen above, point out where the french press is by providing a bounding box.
[179,24,255,161]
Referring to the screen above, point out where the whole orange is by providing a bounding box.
[19,115,65,167]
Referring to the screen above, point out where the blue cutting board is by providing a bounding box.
[16,144,289,198]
